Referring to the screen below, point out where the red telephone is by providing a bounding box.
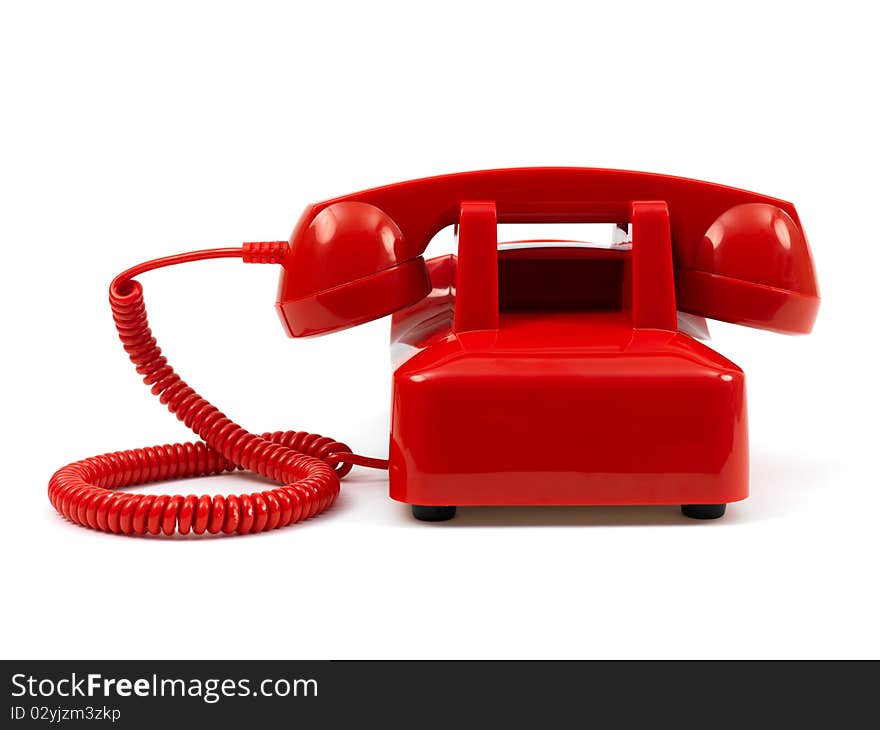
[49,168,819,534]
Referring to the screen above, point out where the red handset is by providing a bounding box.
[278,168,818,336]
[49,168,819,534]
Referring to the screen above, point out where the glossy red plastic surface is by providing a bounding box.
[277,168,819,337]
[390,310,749,506]
[389,198,751,507]
[675,203,819,333]
[277,201,430,336]
[454,201,499,333]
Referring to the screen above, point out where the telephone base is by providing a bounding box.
[389,253,750,514]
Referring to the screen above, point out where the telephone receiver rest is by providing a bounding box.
[275,168,819,337]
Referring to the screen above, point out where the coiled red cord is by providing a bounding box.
[48,242,388,537]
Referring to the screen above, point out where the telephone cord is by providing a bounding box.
[47,242,388,536]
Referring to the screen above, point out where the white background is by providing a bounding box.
[1,1,877,659]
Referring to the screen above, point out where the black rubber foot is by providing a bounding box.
[681,504,726,520]
[411,505,457,522]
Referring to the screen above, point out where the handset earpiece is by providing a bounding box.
[277,201,431,337]
[675,203,819,334]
